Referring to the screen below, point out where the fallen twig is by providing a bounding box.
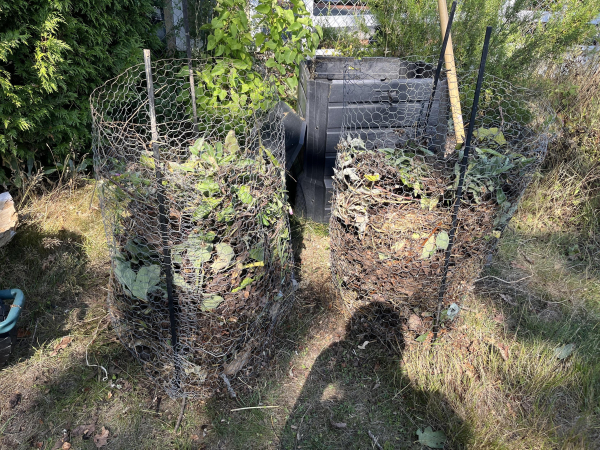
[230,405,280,412]
[174,397,186,433]
[368,430,383,450]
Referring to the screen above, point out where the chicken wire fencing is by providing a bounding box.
[330,58,555,341]
[91,57,295,399]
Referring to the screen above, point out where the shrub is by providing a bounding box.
[201,0,321,99]
[0,0,161,186]
[368,0,597,81]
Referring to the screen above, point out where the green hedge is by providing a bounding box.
[0,0,161,186]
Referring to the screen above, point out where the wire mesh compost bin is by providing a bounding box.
[91,57,294,398]
[330,58,554,335]
[296,56,448,223]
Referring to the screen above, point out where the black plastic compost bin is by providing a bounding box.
[294,56,449,223]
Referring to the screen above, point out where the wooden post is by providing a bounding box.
[437,0,465,144]
[143,50,179,356]
[181,0,198,126]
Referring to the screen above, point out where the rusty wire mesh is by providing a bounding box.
[329,58,555,339]
[91,58,294,398]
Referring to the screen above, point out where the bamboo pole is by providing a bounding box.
[437,0,465,144]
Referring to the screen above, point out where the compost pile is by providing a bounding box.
[92,58,294,398]
[330,70,553,320]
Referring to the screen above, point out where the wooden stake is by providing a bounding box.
[437,0,465,144]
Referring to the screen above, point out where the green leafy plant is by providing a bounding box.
[202,0,322,99]
[0,0,161,185]
[109,130,290,306]
[253,0,322,96]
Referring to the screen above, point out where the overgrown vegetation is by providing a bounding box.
[368,0,597,81]
[0,0,160,187]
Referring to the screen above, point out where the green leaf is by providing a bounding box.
[187,241,213,268]
[140,152,155,169]
[196,179,220,195]
[283,9,294,23]
[237,185,254,204]
[554,343,575,360]
[435,231,449,251]
[416,426,447,449]
[131,265,161,300]
[415,333,429,343]
[212,243,235,271]
[249,245,265,262]
[496,188,507,205]
[231,277,254,293]
[201,295,224,311]
[224,130,240,154]
[217,204,235,222]
[364,173,380,182]
[255,32,266,47]
[115,260,136,295]
[255,4,271,14]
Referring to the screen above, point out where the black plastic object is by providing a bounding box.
[295,56,449,223]
[0,303,16,368]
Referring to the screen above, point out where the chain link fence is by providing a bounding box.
[329,58,555,340]
[91,57,294,398]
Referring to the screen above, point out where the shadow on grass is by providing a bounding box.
[280,302,470,450]
[0,224,97,365]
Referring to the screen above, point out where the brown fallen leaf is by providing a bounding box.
[50,336,73,356]
[494,342,510,361]
[35,443,44,449]
[94,427,109,448]
[222,347,252,376]
[16,328,31,338]
[62,443,72,450]
[407,314,423,332]
[72,424,95,440]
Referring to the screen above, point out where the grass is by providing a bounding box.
[0,173,598,449]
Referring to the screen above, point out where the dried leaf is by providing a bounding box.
[62,443,72,450]
[50,336,73,356]
[554,343,575,360]
[223,347,252,376]
[72,424,96,440]
[494,342,510,361]
[93,427,109,448]
[16,328,31,338]
[407,314,422,332]
[416,426,446,449]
